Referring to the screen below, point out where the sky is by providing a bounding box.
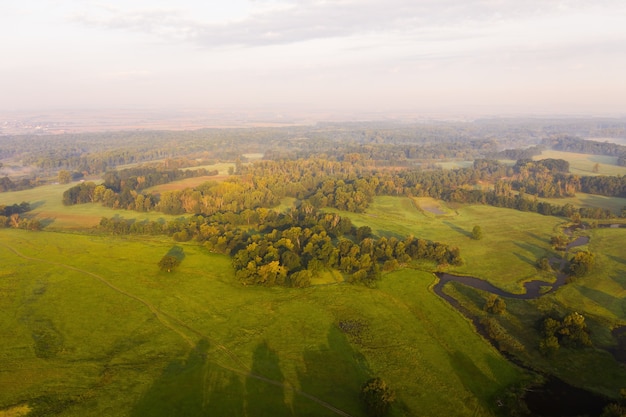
[1,0,626,116]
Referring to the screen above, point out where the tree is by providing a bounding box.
[158,255,181,272]
[472,225,483,240]
[592,163,600,173]
[360,377,395,417]
[537,257,552,271]
[58,170,72,184]
[568,251,595,277]
[484,294,506,314]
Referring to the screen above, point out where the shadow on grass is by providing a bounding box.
[295,325,371,416]
[525,231,548,245]
[245,341,290,417]
[130,339,245,417]
[513,252,535,267]
[30,200,46,209]
[577,286,626,318]
[449,351,496,404]
[37,217,55,228]
[165,245,186,262]
[607,254,626,267]
[443,221,472,238]
[513,241,544,257]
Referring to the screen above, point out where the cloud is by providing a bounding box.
[72,0,618,48]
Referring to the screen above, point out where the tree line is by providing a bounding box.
[64,156,626,221]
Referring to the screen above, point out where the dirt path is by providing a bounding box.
[0,240,354,417]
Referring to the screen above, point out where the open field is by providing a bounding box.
[534,150,626,177]
[0,183,182,230]
[144,175,228,194]
[535,193,626,216]
[0,229,522,416]
[330,196,567,293]
[555,227,626,326]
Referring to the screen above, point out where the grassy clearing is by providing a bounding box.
[145,175,227,194]
[554,227,626,326]
[0,229,522,416]
[534,150,626,177]
[182,162,235,175]
[434,161,474,170]
[443,280,626,399]
[0,183,182,230]
[332,196,565,293]
[535,193,626,216]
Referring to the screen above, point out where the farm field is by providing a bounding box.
[0,229,522,416]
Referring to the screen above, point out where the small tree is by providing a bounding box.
[158,255,181,272]
[568,251,595,277]
[58,170,72,184]
[484,294,506,315]
[360,377,395,417]
[472,225,483,240]
[537,257,552,272]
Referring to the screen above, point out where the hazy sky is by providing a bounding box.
[1,0,625,115]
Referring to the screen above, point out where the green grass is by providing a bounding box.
[554,227,626,325]
[534,150,626,177]
[535,193,626,216]
[0,183,182,230]
[0,229,522,416]
[331,196,565,293]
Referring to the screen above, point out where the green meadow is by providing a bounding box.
[2,181,626,415]
[0,229,522,416]
[330,196,566,293]
[534,150,626,177]
[0,183,181,230]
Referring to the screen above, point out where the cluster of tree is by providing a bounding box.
[67,155,626,229]
[62,166,218,209]
[0,202,31,216]
[484,294,506,314]
[510,159,578,198]
[580,176,626,198]
[489,145,544,160]
[0,176,41,192]
[567,251,595,278]
[98,205,462,287]
[539,312,592,355]
[0,202,41,230]
[0,213,41,230]
[544,136,626,166]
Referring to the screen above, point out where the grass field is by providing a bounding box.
[535,193,626,216]
[330,196,566,293]
[0,183,181,230]
[534,150,626,177]
[0,229,523,416]
[2,183,625,415]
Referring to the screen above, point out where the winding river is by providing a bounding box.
[434,236,590,301]
[430,234,621,416]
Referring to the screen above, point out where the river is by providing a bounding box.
[430,234,621,416]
